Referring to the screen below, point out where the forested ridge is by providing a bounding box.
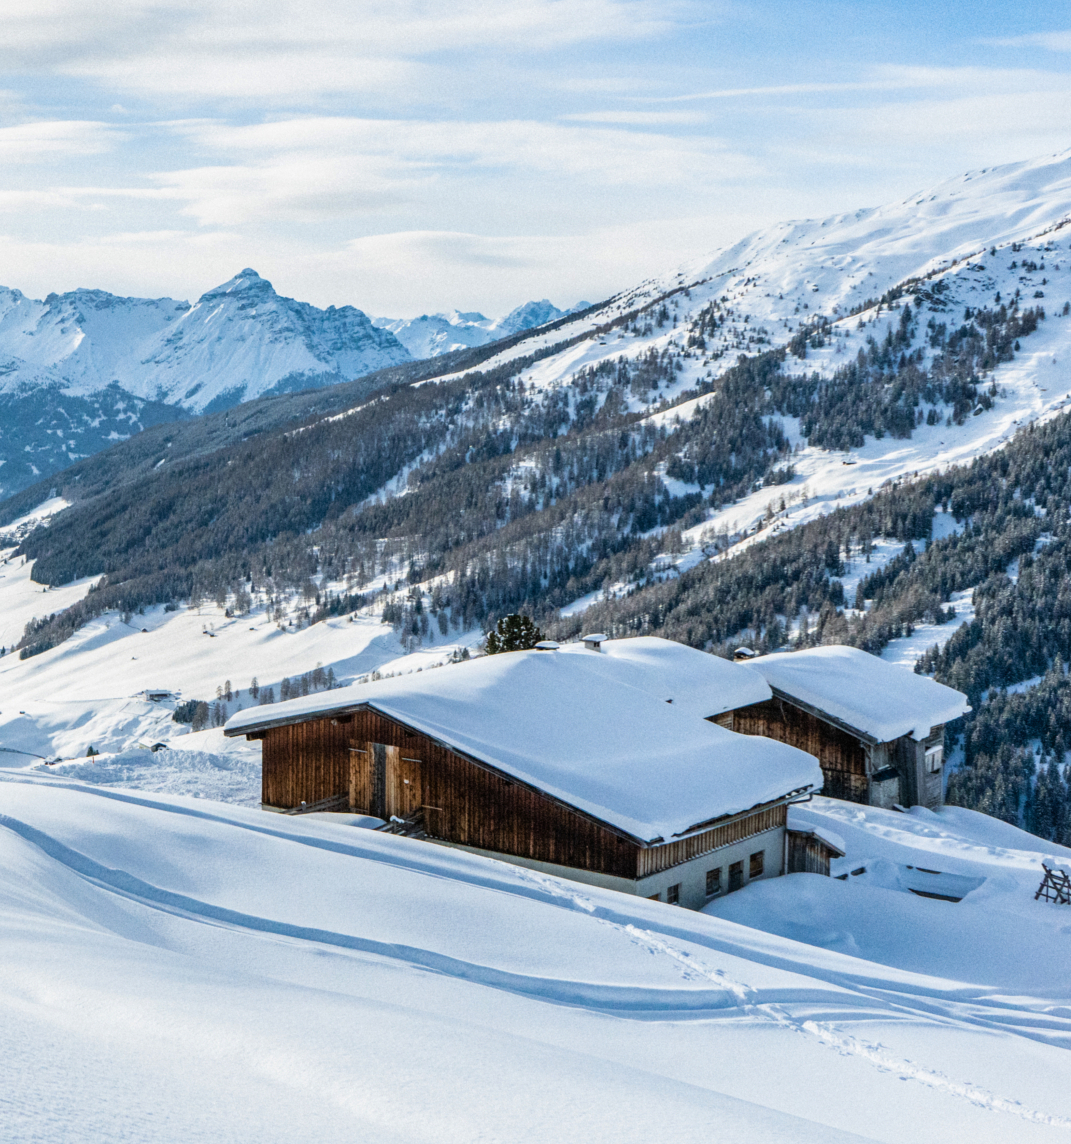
[569,411,1071,843]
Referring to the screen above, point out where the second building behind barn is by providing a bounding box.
[727,645,970,810]
[225,638,822,909]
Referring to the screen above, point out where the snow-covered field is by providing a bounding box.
[3,771,1070,1143]
[0,540,484,777]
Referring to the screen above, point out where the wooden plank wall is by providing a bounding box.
[263,708,640,878]
[732,699,869,803]
[636,804,786,877]
[262,717,351,808]
[787,831,833,876]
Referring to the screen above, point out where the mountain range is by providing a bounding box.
[0,269,587,499]
[373,298,590,360]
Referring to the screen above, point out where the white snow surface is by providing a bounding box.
[710,797,1071,997]
[787,805,846,855]
[3,775,1071,1142]
[555,635,771,718]
[227,643,820,842]
[0,546,97,650]
[40,744,262,805]
[750,645,970,742]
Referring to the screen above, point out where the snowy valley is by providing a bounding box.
[6,148,1071,1142]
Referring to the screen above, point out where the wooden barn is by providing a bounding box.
[723,645,970,810]
[225,638,822,909]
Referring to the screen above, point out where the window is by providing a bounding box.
[728,861,744,892]
[925,745,944,773]
[666,883,680,905]
[647,892,661,901]
[749,851,765,879]
[705,867,722,896]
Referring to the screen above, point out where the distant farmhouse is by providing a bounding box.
[728,645,970,810]
[226,638,822,909]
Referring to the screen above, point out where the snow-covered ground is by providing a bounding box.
[710,797,1071,995]
[3,773,1071,1143]
[0,553,483,769]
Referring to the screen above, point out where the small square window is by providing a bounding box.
[705,867,722,896]
[749,850,765,879]
[666,883,681,905]
[925,745,943,773]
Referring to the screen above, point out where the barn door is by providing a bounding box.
[386,750,422,820]
[348,743,374,814]
[350,742,422,821]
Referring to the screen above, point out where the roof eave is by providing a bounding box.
[671,786,814,842]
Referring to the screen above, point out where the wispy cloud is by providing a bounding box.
[982,31,1071,53]
[0,0,677,99]
[0,120,123,161]
[0,3,1066,315]
[562,110,708,125]
[145,116,756,225]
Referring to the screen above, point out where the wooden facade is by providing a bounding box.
[731,698,870,802]
[255,704,799,882]
[786,829,844,876]
[730,694,945,810]
[635,804,786,877]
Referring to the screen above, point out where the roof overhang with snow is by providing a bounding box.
[226,638,817,844]
[747,645,971,744]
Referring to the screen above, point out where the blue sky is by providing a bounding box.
[0,1,1068,316]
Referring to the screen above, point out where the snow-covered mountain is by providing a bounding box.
[421,147,1071,558]
[0,269,417,498]
[0,268,410,412]
[0,286,191,395]
[374,298,591,359]
[116,269,410,411]
[0,271,602,499]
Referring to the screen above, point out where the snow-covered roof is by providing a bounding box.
[748,646,970,743]
[555,636,772,718]
[786,806,845,856]
[226,641,818,843]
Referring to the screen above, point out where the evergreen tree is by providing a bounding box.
[485,614,545,654]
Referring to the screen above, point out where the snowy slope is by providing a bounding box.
[395,148,1071,608]
[2,773,1071,1142]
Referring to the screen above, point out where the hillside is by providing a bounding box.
[3,765,1070,1143]
[4,147,1071,840]
[0,271,597,500]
